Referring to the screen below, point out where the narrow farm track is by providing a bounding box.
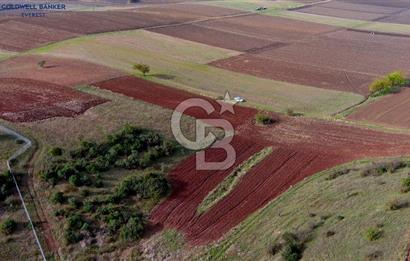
[94,76,410,245]
[0,125,47,260]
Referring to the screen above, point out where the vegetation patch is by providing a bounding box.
[0,219,17,235]
[369,71,407,97]
[39,125,182,251]
[197,147,273,214]
[365,227,383,241]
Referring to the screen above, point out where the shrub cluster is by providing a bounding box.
[0,171,14,201]
[114,173,170,201]
[369,71,407,96]
[255,113,276,125]
[365,227,382,241]
[40,125,178,186]
[401,177,410,193]
[281,232,304,261]
[0,218,17,235]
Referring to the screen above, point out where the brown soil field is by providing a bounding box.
[93,76,410,244]
[213,29,410,95]
[211,54,374,95]
[0,55,124,86]
[0,78,106,122]
[195,14,337,42]
[379,9,410,25]
[338,0,410,8]
[0,4,242,51]
[296,0,401,21]
[0,20,78,52]
[149,23,275,52]
[348,88,410,128]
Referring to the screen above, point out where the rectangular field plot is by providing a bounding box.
[296,1,401,21]
[213,29,410,95]
[348,88,410,129]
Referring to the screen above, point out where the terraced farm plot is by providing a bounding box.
[0,78,106,122]
[214,29,410,95]
[348,88,410,129]
[0,55,124,86]
[33,30,363,116]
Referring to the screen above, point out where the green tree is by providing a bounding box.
[133,64,150,76]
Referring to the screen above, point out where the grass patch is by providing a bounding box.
[29,30,363,117]
[162,229,185,252]
[197,147,273,214]
[198,157,410,261]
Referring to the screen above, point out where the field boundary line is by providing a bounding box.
[0,125,47,261]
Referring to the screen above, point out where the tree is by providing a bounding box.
[133,64,150,76]
[38,60,46,68]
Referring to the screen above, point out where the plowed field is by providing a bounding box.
[93,76,410,244]
[0,78,106,122]
[348,88,410,129]
[0,55,124,86]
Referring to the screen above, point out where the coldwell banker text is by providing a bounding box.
[0,3,66,17]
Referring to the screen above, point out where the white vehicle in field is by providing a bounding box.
[234,96,246,103]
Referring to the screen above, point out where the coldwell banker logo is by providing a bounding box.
[171,92,238,171]
[0,3,66,17]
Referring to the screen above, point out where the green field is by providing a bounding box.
[0,132,19,172]
[29,30,363,117]
[194,158,410,261]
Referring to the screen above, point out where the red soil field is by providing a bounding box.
[0,78,106,122]
[94,76,410,244]
[212,29,410,95]
[94,76,257,128]
[0,55,124,87]
[348,88,410,129]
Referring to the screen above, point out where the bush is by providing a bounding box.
[281,232,303,261]
[387,71,406,86]
[0,171,14,201]
[365,228,382,241]
[68,197,82,209]
[119,216,144,241]
[369,71,407,96]
[401,177,410,193]
[133,63,150,76]
[326,169,349,180]
[114,173,170,200]
[255,113,276,125]
[0,219,17,235]
[48,147,63,156]
[64,229,82,245]
[50,191,65,204]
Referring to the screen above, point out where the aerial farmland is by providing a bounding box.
[1,0,410,260]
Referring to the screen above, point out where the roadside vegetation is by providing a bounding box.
[198,157,410,261]
[198,147,273,214]
[369,71,408,97]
